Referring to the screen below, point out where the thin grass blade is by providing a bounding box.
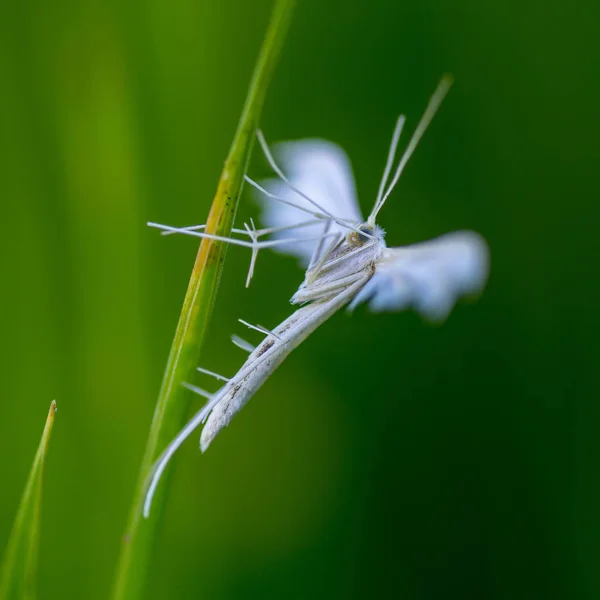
[111,1,296,598]
[0,401,57,600]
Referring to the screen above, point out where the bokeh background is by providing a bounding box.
[1,0,599,598]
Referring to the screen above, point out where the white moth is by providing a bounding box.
[144,76,489,517]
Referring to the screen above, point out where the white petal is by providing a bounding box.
[253,139,364,265]
[350,231,489,321]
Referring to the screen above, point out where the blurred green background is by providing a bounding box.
[1,0,599,598]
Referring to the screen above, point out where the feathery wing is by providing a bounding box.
[350,231,489,321]
[253,139,364,265]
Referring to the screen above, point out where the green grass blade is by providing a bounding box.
[111,1,296,598]
[0,401,57,600]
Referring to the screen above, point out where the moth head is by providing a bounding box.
[347,224,375,247]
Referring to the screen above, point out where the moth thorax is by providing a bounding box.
[347,224,374,247]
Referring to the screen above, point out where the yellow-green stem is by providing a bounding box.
[111,2,295,598]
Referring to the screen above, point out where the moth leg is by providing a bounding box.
[238,318,282,340]
[245,175,350,224]
[158,218,331,289]
[305,232,344,284]
[251,218,326,238]
[320,240,379,272]
[243,219,260,287]
[181,382,213,399]
[143,393,223,518]
[231,334,255,353]
[308,220,333,270]
[242,217,328,287]
[255,130,340,222]
[245,175,370,241]
[160,224,251,237]
[196,366,230,382]
[160,220,326,238]
[148,221,337,250]
[150,220,337,288]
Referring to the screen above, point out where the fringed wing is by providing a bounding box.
[349,231,489,321]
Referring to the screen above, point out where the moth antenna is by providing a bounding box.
[182,382,214,399]
[231,334,255,353]
[368,75,453,225]
[238,318,282,340]
[143,394,223,518]
[372,115,406,219]
[197,366,230,382]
